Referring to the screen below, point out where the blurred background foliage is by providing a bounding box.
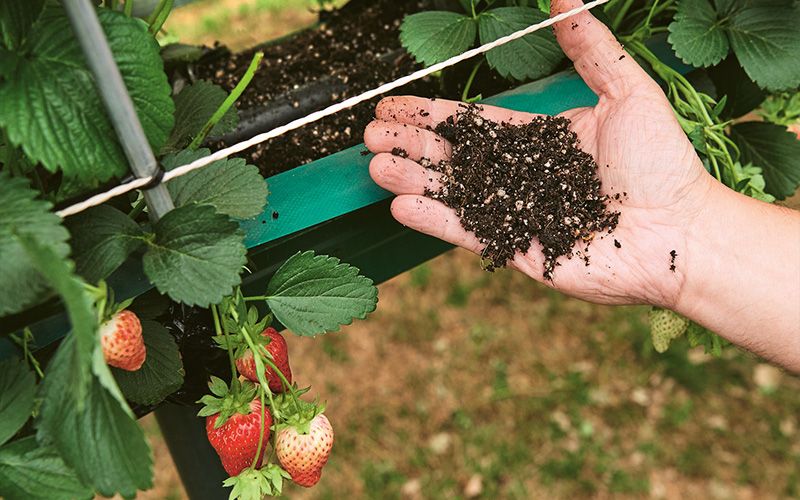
[132,1,800,498]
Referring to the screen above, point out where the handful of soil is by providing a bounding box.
[426,105,619,279]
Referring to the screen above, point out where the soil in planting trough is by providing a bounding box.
[187,0,445,177]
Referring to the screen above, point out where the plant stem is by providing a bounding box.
[124,0,134,17]
[228,300,301,414]
[241,324,301,413]
[147,0,173,35]
[642,0,661,28]
[128,199,146,219]
[708,154,723,182]
[241,321,301,412]
[188,51,264,150]
[627,0,662,38]
[461,60,484,103]
[625,0,675,38]
[626,39,736,185]
[243,295,270,302]
[10,330,45,380]
[212,304,239,385]
[251,388,267,470]
[611,0,635,31]
[260,356,294,394]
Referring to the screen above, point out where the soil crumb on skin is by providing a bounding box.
[426,104,619,279]
[391,147,409,158]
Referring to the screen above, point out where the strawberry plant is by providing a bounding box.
[196,260,376,497]
[401,0,564,100]
[0,1,376,498]
[402,0,800,354]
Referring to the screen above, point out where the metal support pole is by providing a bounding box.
[61,3,216,496]
[63,0,174,221]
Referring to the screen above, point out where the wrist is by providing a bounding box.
[673,176,800,369]
[672,174,730,318]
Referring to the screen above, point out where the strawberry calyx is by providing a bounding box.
[213,304,273,361]
[197,376,258,428]
[83,280,133,324]
[223,464,291,500]
[272,393,324,435]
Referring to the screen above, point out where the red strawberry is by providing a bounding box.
[276,413,334,487]
[206,398,273,477]
[235,327,292,392]
[99,310,146,371]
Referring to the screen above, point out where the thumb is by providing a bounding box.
[550,0,658,99]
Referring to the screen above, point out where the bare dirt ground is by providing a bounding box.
[139,250,800,500]
[132,2,800,499]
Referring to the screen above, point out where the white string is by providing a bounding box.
[56,0,609,218]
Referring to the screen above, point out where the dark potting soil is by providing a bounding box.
[426,105,620,279]
[194,0,442,177]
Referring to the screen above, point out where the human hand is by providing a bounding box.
[364,0,714,308]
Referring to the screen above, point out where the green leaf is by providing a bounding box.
[400,11,477,66]
[143,204,246,306]
[729,121,800,199]
[478,7,563,81]
[708,56,765,119]
[36,334,153,498]
[759,92,800,127]
[0,7,174,182]
[163,80,239,153]
[536,0,551,14]
[209,375,229,397]
[0,360,35,446]
[727,4,800,91]
[265,251,378,336]
[0,436,91,500]
[16,234,96,403]
[91,340,135,420]
[223,464,291,500]
[667,0,729,68]
[0,172,70,316]
[686,125,708,155]
[0,47,14,75]
[162,148,268,219]
[65,205,145,284]
[129,292,171,320]
[726,163,775,203]
[112,320,184,406]
[686,321,729,356]
[712,0,737,16]
[0,0,44,49]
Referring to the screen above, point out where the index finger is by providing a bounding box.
[375,96,543,130]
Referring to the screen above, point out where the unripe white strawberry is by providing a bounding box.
[650,307,689,353]
[276,413,334,487]
[100,310,146,371]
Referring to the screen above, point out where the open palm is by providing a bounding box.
[364,0,712,308]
